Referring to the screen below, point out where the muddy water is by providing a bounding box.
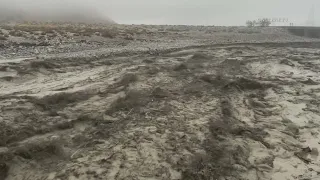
[0,57,35,64]
[244,48,320,180]
[0,43,320,180]
[0,71,17,78]
[0,57,33,79]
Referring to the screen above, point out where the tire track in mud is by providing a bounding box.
[1,44,320,179]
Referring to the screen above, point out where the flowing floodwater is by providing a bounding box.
[1,25,320,180]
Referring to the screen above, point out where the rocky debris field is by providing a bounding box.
[1,24,320,180]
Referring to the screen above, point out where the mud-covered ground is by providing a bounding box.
[1,24,320,180]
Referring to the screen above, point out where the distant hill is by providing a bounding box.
[0,7,115,24]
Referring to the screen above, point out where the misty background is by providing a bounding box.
[0,0,319,26]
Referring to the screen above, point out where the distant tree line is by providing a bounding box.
[246,18,271,27]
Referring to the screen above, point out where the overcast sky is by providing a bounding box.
[0,0,319,26]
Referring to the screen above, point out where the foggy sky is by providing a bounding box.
[0,0,319,26]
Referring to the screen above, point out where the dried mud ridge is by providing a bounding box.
[1,43,320,180]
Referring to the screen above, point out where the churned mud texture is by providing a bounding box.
[1,24,320,180]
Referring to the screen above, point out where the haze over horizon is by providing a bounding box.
[0,0,319,26]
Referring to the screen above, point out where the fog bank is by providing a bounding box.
[0,0,114,24]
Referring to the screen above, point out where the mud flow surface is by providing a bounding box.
[1,25,320,180]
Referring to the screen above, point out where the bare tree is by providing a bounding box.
[246,20,258,27]
[246,20,254,27]
[258,18,271,27]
